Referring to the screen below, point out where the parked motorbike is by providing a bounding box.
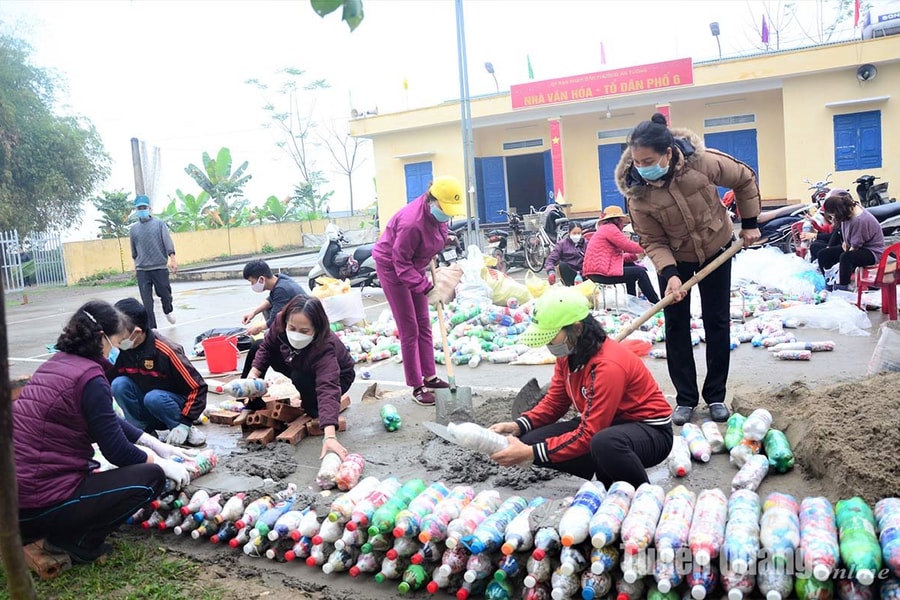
[854,175,895,207]
[308,225,379,289]
[486,209,547,273]
[436,217,473,266]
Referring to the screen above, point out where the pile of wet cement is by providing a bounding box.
[732,372,900,503]
[222,443,298,481]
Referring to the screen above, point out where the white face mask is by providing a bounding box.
[286,331,313,350]
[570,234,582,244]
[547,340,572,358]
[251,277,266,293]
[119,338,135,351]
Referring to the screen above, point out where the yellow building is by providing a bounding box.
[351,36,900,226]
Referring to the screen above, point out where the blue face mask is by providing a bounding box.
[136,209,150,220]
[430,204,451,223]
[636,157,670,182]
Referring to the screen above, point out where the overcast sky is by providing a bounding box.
[1,0,858,240]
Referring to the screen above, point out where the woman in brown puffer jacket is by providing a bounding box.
[615,113,761,426]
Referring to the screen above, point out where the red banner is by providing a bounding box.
[549,119,565,199]
[511,58,694,110]
[656,104,671,125]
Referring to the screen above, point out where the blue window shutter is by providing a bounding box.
[833,114,859,171]
[859,111,882,169]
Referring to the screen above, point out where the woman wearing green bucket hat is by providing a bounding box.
[488,288,673,488]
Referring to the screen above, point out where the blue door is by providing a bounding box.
[704,130,759,199]
[404,161,433,203]
[543,150,554,204]
[598,143,626,212]
[476,156,507,224]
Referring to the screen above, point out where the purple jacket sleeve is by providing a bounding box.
[252,327,279,373]
[310,342,343,429]
[544,240,564,272]
[392,224,431,294]
[82,377,148,466]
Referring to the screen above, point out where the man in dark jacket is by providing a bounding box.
[111,298,208,446]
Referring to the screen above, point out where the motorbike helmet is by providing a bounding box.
[325,223,342,242]
[429,176,466,217]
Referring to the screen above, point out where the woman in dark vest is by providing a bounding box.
[14,300,193,564]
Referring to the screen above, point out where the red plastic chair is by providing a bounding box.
[856,242,900,320]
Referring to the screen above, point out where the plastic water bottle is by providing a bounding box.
[462,495,528,554]
[881,577,900,600]
[485,577,515,600]
[419,485,475,543]
[446,489,502,549]
[373,554,408,582]
[368,479,427,536]
[335,453,366,491]
[757,559,793,600]
[524,548,555,588]
[729,438,762,468]
[252,497,297,539]
[493,554,521,583]
[801,220,814,250]
[347,550,380,576]
[225,378,268,398]
[333,525,366,551]
[742,409,773,441]
[647,589,678,600]
[654,485,696,564]
[346,477,401,530]
[447,422,509,454]
[795,574,834,599]
[835,497,883,586]
[397,563,429,594]
[621,484,665,556]
[386,536,420,560]
[462,551,494,584]
[327,475,379,524]
[558,545,588,577]
[687,563,719,600]
[322,546,357,574]
[653,558,681,594]
[589,545,619,575]
[410,540,442,566]
[760,493,800,564]
[501,496,546,555]
[381,404,402,432]
[666,437,692,478]
[701,422,725,454]
[531,496,574,562]
[689,488,728,566]
[762,429,795,473]
[581,571,612,599]
[731,451,768,491]
[590,481,635,548]
[681,423,712,462]
[724,490,761,575]
[436,545,470,580]
[559,481,607,547]
[724,413,746,451]
[876,499,900,578]
[837,577,874,600]
[180,489,210,516]
[621,547,653,583]
[721,570,755,600]
[215,493,246,525]
[615,574,646,600]
[266,509,306,541]
[360,532,392,555]
[393,481,450,539]
[549,566,580,600]
[799,497,839,581]
[316,451,343,490]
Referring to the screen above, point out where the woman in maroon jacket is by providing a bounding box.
[250,295,355,459]
[583,206,660,303]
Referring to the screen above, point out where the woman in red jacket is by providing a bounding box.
[488,287,673,487]
[583,206,660,304]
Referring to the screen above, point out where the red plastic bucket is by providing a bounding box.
[201,335,238,374]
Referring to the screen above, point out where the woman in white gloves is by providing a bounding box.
[14,301,192,564]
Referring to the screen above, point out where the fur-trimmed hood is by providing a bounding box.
[614,127,706,199]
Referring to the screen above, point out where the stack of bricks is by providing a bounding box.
[207,394,350,447]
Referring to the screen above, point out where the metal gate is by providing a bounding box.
[0,230,67,291]
[1,230,24,291]
[29,231,67,286]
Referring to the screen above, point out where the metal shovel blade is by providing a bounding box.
[434,385,474,426]
[423,421,459,445]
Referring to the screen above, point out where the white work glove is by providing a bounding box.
[425,286,443,307]
[157,457,191,489]
[165,423,192,446]
[136,432,196,461]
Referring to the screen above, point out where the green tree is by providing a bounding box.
[0,32,110,236]
[92,189,133,273]
[311,0,365,31]
[185,147,251,254]
[159,190,214,232]
[246,69,334,223]
[293,172,333,222]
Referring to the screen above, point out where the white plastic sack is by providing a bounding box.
[320,288,366,326]
[765,296,871,337]
[867,321,900,375]
[732,247,823,297]
[455,245,492,304]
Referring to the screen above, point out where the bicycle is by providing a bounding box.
[486,209,546,273]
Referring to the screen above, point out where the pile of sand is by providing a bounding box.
[733,373,900,503]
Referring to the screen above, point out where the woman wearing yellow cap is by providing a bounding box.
[489,288,673,487]
[372,176,466,406]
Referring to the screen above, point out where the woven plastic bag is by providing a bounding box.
[867,321,900,375]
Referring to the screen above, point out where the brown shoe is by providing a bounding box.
[412,386,435,406]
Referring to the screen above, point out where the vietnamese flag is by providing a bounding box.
[854,0,861,27]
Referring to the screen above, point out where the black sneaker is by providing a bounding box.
[672,405,694,426]
[44,539,113,564]
[708,402,730,423]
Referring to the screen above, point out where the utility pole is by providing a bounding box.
[454,0,481,249]
[131,137,146,197]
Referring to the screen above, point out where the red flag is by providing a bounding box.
[600,41,607,66]
[761,15,770,46]
[854,0,860,27]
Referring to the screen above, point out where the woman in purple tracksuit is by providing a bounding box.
[816,189,885,291]
[372,176,466,406]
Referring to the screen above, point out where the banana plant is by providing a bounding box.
[160,190,214,232]
[185,147,252,254]
[259,195,300,223]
